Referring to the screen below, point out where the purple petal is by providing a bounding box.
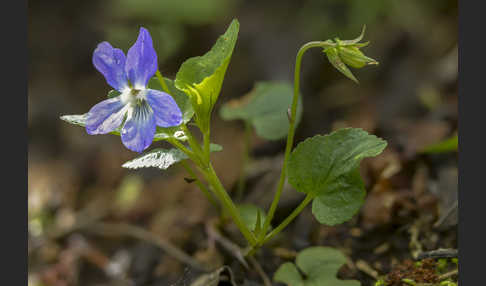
[86,97,127,134]
[145,89,182,127]
[92,42,128,91]
[121,102,156,153]
[125,27,158,89]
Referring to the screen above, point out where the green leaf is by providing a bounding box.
[219,81,302,140]
[312,168,366,225]
[274,247,360,286]
[237,204,267,232]
[297,247,360,286]
[287,128,387,197]
[208,143,223,152]
[274,262,303,286]
[254,209,262,235]
[175,19,239,130]
[122,143,222,170]
[421,134,458,154]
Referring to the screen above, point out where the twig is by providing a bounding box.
[48,197,111,239]
[205,220,249,269]
[272,247,297,259]
[439,269,458,280]
[247,256,272,286]
[206,221,272,285]
[68,234,110,271]
[416,249,458,260]
[434,200,458,229]
[409,221,423,259]
[86,222,210,272]
[29,197,111,254]
[356,259,379,280]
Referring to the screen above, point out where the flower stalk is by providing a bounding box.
[257,41,334,243]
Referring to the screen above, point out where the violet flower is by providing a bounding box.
[86,27,182,153]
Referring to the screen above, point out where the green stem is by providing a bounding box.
[202,163,257,245]
[167,137,199,163]
[156,70,204,164]
[155,71,253,244]
[156,70,171,94]
[236,121,252,200]
[180,124,205,165]
[258,41,333,243]
[262,194,313,244]
[203,129,211,164]
[245,194,314,257]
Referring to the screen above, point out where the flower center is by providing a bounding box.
[121,88,146,106]
[130,89,141,97]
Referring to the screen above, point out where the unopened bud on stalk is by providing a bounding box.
[322,25,379,84]
[338,45,378,68]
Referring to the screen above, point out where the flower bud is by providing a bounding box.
[321,25,379,84]
[324,47,358,83]
[338,46,378,68]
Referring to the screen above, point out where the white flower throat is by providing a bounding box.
[120,87,148,107]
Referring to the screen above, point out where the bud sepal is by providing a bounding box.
[321,25,378,83]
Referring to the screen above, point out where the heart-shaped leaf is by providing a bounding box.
[274,246,360,286]
[311,168,365,225]
[287,128,386,197]
[287,128,386,225]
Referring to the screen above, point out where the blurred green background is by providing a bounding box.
[28,0,457,285]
